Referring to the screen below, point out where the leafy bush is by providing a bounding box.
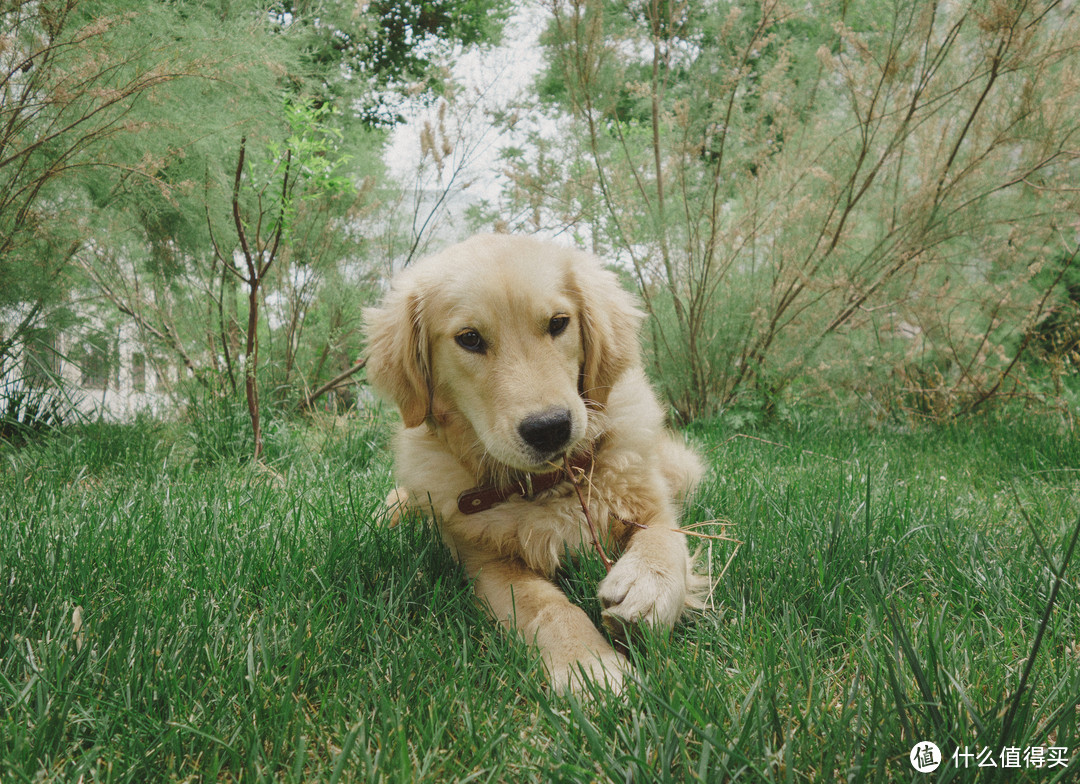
[0,349,78,445]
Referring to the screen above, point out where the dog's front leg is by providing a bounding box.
[461,550,628,695]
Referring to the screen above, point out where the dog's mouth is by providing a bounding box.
[508,446,575,475]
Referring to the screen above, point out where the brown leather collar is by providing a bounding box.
[457,450,593,515]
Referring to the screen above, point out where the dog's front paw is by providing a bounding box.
[598,549,686,635]
[383,487,410,527]
[550,648,630,697]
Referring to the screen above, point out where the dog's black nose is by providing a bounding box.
[518,408,572,456]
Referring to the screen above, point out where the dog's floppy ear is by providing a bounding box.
[569,253,644,410]
[364,280,432,428]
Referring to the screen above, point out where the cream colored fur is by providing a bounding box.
[364,234,707,695]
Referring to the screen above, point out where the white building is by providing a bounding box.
[2,313,175,424]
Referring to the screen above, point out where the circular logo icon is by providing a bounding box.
[910,741,942,773]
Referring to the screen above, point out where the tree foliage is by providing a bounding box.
[0,0,198,351]
[276,0,510,126]
[498,0,1080,421]
[2,0,508,446]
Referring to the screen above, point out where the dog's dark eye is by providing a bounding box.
[455,329,486,353]
[548,315,570,337]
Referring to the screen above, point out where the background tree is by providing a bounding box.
[203,101,356,459]
[0,0,202,381]
[4,0,509,452]
[495,0,1080,421]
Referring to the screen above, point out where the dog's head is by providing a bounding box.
[364,234,642,472]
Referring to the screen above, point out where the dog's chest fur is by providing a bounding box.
[394,428,626,576]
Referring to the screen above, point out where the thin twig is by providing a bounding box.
[715,544,740,584]
[675,518,743,581]
[299,357,367,411]
[680,518,736,531]
[563,455,613,572]
[678,528,739,542]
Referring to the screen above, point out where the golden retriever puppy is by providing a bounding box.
[364,234,707,695]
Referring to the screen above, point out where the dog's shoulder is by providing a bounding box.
[596,366,705,504]
[600,367,669,451]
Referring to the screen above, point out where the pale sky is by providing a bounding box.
[383,2,548,203]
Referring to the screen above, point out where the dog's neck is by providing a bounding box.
[456,449,594,515]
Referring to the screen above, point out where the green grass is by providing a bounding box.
[1,411,1079,782]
